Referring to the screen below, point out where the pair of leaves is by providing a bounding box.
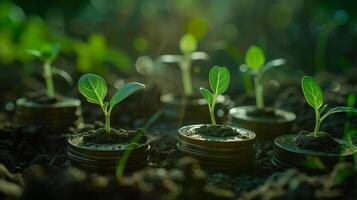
[200,66,230,105]
[302,76,357,121]
[245,45,285,73]
[27,43,73,86]
[78,74,145,112]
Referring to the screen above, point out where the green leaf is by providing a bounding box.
[302,76,323,110]
[209,66,230,95]
[245,45,265,69]
[25,49,42,57]
[321,106,357,121]
[78,73,107,106]
[200,87,214,105]
[262,58,285,73]
[179,34,197,55]
[109,82,145,110]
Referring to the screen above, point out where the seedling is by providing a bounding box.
[78,73,145,133]
[26,43,72,98]
[200,66,230,125]
[242,45,285,109]
[159,33,208,96]
[301,76,357,137]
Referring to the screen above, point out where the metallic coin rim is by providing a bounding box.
[67,135,150,153]
[16,97,81,108]
[229,106,296,124]
[177,139,254,154]
[67,145,150,161]
[177,143,254,162]
[178,124,256,147]
[274,134,357,157]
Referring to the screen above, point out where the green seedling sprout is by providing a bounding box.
[78,73,145,134]
[200,66,230,125]
[242,45,285,109]
[26,43,73,98]
[301,76,357,137]
[159,33,208,96]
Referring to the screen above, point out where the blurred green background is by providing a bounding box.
[0,0,356,99]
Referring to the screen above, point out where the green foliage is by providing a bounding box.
[78,74,107,106]
[179,34,197,55]
[302,76,323,110]
[27,43,60,61]
[200,66,230,125]
[160,33,206,97]
[243,45,285,109]
[78,73,145,133]
[301,76,357,136]
[73,33,132,75]
[109,83,146,111]
[245,45,265,69]
[209,66,230,95]
[26,43,72,98]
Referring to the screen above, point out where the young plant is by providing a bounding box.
[243,45,285,109]
[78,74,145,134]
[301,76,357,137]
[200,66,230,125]
[26,43,73,98]
[159,33,208,97]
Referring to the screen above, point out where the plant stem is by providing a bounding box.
[210,99,216,126]
[243,72,254,96]
[313,109,321,136]
[180,55,194,96]
[254,72,264,109]
[105,112,111,134]
[43,60,55,98]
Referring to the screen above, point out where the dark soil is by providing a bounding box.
[241,163,357,200]
[194,125,248,138]
[0,122,68,173]
[81,128,146,145]
[295,131,342,153]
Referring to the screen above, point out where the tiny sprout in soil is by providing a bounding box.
[159,33,208,97]
[26,43,73,98]
[200,66,230,125]
[78,73,145,133]
[301,76,357,137]
[243,45,285,109]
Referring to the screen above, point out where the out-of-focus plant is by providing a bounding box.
[200,66,230,125]
[241,45,285,109]
[26,43,72,98]
[342,94,357,167]
[225,45,254,96]
[159,33,208,97]
[73,33,132,75]
[343,94,357,144]
[78,73,145,133]
[301,76,357,137]
[315,10,349,72]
